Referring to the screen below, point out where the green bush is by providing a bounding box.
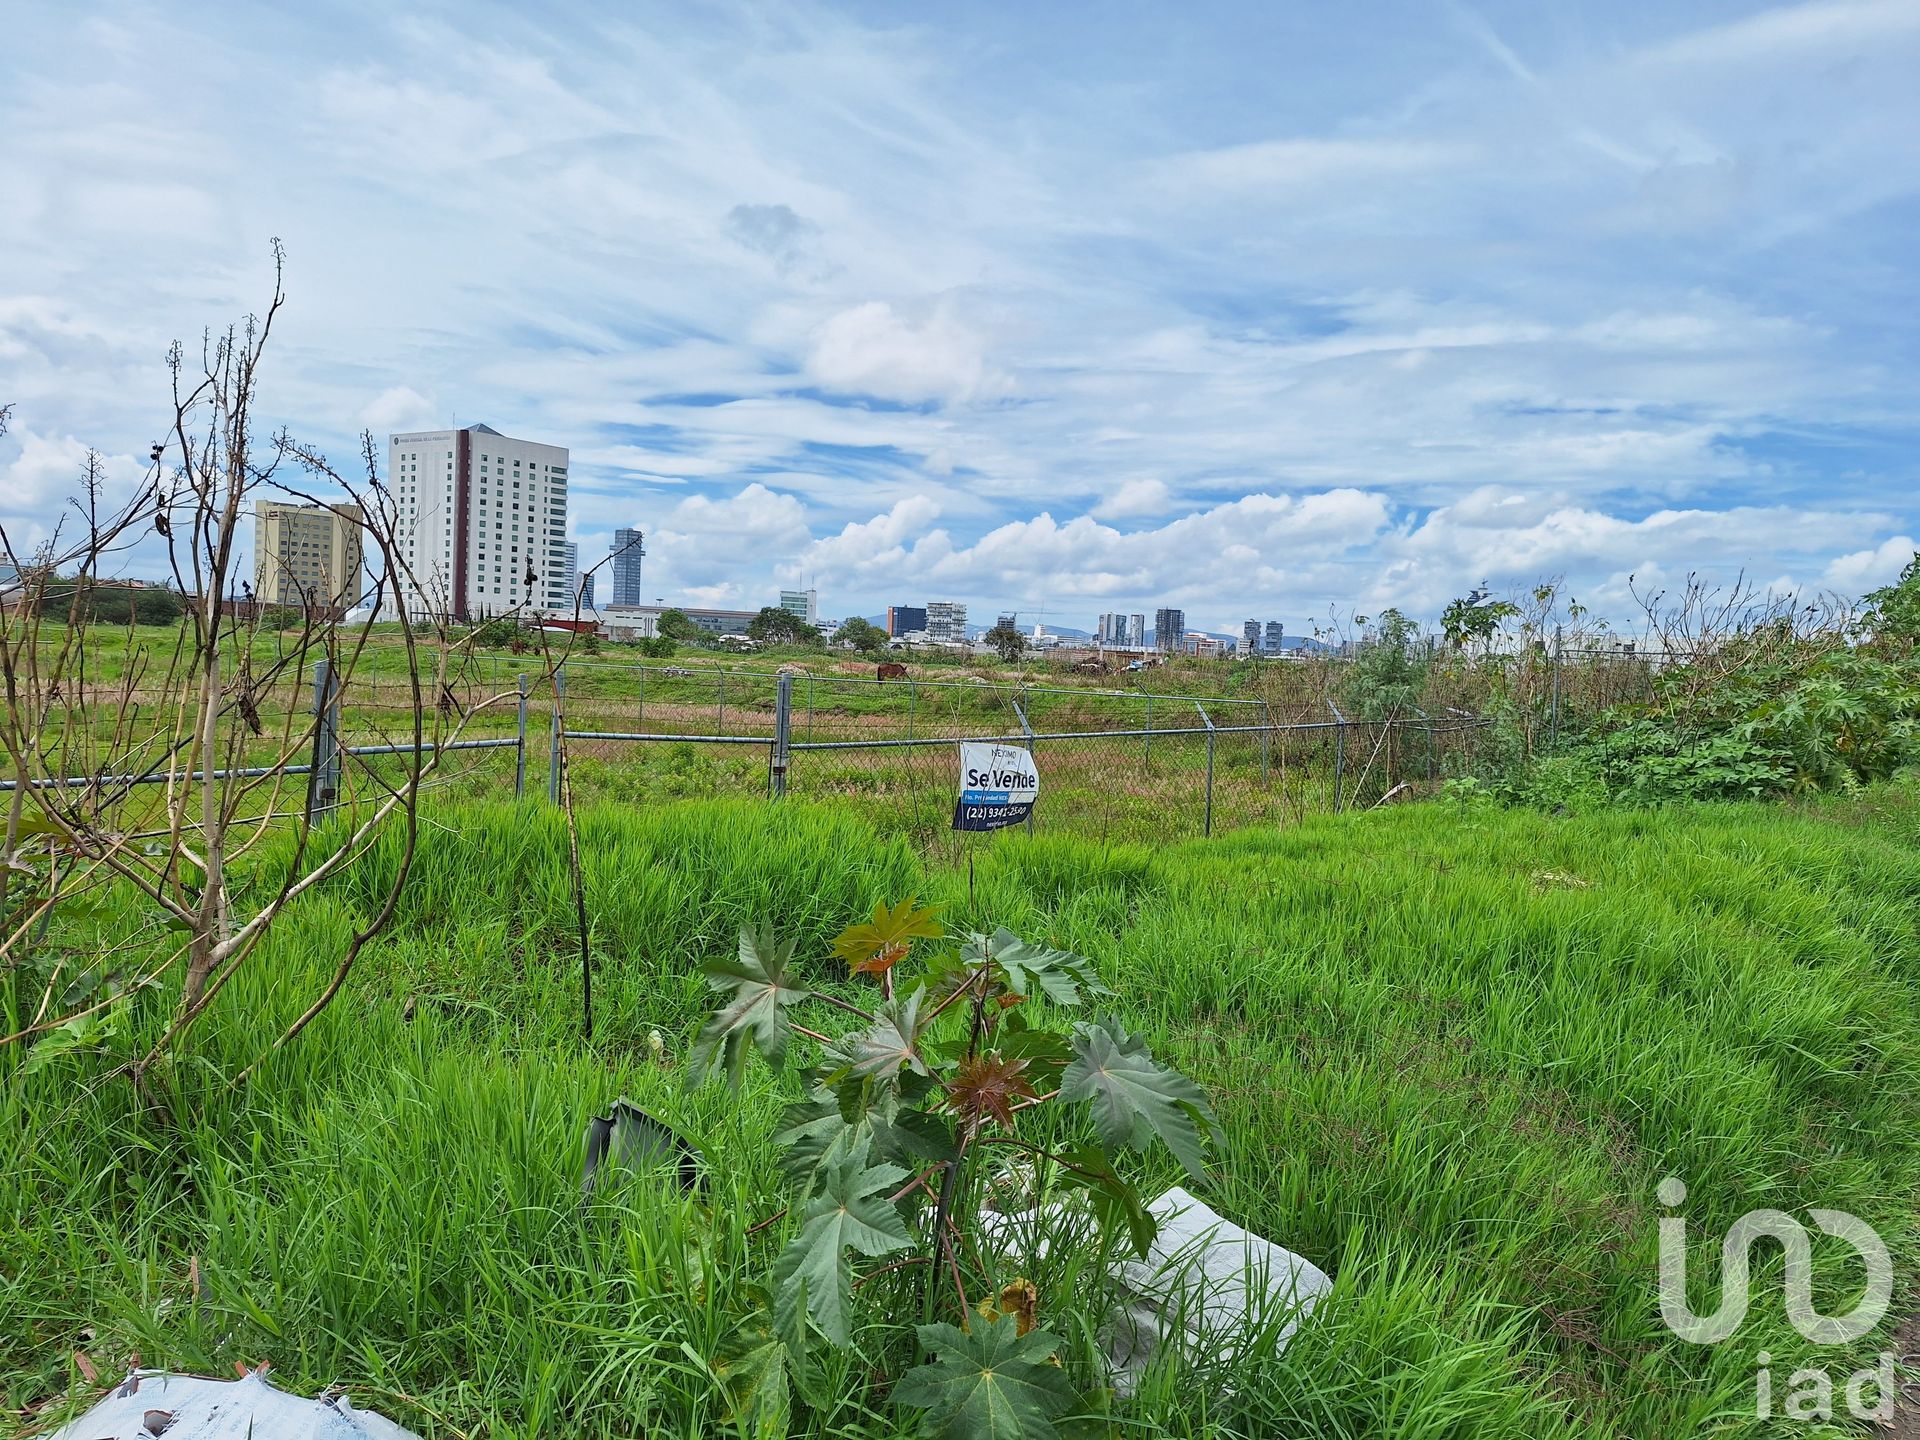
[471,618,522,648]
[1478,619,1920,808]
[36,579,186,626]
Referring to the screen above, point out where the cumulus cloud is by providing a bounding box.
[635,482,814,601]
[1091,478,1171,521]
[806,301,1007,406]
[3,2,1916,623]
[0,428,150,561]
[360,385,438,433]
[1823,535,1917,592]
[797,487,1391,613]
[0,428,98,511]
[1370,494,1904,617]
[799,495,946,580]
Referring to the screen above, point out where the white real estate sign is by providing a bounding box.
[953,741,1039,831]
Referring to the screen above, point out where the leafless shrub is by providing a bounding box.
[0,245,551,1099]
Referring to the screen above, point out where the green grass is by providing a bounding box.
[21,624,1465,849]
[6,790,1920,1436]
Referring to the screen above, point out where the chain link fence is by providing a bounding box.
[9,656,1490,846]
[529,662,1490,852]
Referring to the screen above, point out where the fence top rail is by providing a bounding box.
[559,712,1490,754]
[0,736,523,792]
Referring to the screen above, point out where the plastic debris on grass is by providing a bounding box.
[48,1370,421,1440]
[983,1185,1332,1396]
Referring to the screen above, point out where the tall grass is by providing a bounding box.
[5,791,1919,1436]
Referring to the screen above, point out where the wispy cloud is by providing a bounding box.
[0,0,1914,630]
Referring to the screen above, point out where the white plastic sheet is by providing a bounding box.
[49,1370,421,1440]
[1105,1186,1332,1393]
[984,1185,1332,1395]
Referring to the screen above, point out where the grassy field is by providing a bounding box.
[20,620,1478,848]
[6,790,1919,1437]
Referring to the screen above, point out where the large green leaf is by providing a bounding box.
[21,1010,124,1076]
[965,929,1108,1006]
[831,990,931,1082]
[690,927,810,1085]
[832,897,945,975]
[1059,1017,1213,1178]
[778,1082,956,1194]
[774,1088,890,1191]
[993,1014,1075,1089]
[772,1149,913,1345]
[894,1315,1078,1440]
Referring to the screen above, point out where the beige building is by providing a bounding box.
[254,501,364,610]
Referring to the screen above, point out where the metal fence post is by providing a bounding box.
[1012,698,1037,835]
[807,674,816,743]
[717,670,727,735]
[771,672,792,799]
[1261,699,1272,787]
[307,658,340,825]
[1144,694,1153,765]
[515,672,529,797]
[1328,699,1346,813]
[1195,701,1216,837]
[637,664,645,731]
[548,665,565,804]
[907,678,916,743]
[1550,623,1563,749]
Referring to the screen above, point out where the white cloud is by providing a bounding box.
[797,487,1391,615]
[1372,494,1904,617]
[1823,535,1916,592]
[635,482,813,601]
[0,428,150,562]
[359,385,438,433]
[1152,138,1469,192]
[1091,478,1171,521]
[806,300,1006,406]
[0,429,143,516]
[1,1,1915,627]
[801,494,944,571]
[1640,0,1920,69]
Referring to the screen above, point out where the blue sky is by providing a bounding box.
[3,0,1917,634]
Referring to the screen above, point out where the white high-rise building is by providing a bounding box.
[388,423,570,620]
[925,601,968,644]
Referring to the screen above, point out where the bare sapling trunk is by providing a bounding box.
[0,244,548,1093]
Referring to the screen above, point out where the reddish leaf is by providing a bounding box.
[852,941,909,977]
[946,1053,1037,1131]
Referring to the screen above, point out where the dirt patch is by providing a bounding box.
[1890,1308,1920,1438]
